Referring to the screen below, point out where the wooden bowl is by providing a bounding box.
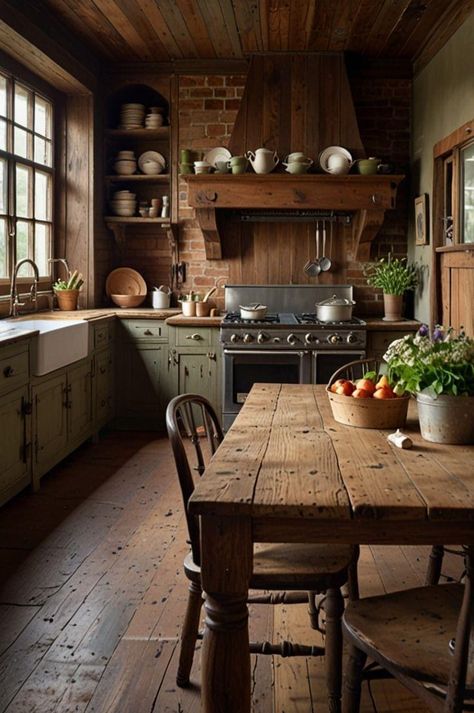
[110,294,146,308]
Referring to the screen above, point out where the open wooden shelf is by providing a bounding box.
[106,127,169,138]
[106,174,170,182]
[183,174,404,260]
[105,216,170,224]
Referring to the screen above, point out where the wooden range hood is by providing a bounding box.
[185,54,403,261]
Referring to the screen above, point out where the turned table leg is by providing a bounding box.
[199,515,253,713]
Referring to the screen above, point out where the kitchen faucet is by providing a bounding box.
[9,258,40,317]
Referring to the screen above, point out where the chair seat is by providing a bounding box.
[343,583,474,688]
[184,543,355,590]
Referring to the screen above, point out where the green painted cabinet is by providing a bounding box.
[115,320,170,430]
[68,359,93,448]
[94,347,114,428]
[168,326,222,417]
[32,371,68,479]
[0,386,30,506]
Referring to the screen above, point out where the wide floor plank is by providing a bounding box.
[0,432,465,713]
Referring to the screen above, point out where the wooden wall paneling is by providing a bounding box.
[439,250,474,334]
[318,53,341,150]
[289,54,306,153]
[303,55,320,159]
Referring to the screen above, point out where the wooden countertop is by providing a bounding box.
[165,314,223,327]
[364,318,420,331]
[6,308,181,323]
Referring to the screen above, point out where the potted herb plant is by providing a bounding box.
[53,270,84,311]
[383,325,474,444]
[364,254,418,321]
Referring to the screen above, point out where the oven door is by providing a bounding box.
[312,350,366,385]
[223,349,311,422]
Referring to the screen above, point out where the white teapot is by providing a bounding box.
[246,147,279,174]
[326,153,353,175]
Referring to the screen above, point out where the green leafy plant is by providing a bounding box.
[364,254,418,295]
[53,269,83,291]
[383,325,474,397]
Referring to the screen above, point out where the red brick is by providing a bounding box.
[180,77,200,87]
[204,98,224,110]
[179,99,204,111]
[189,87,213,98]
[225,75,246,86]
[225,99,241,111]
[206,123,227,137]
[206,76,225,86]
[214,88,236,98]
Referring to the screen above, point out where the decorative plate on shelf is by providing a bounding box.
[203,147,231,167]
[318,146,352,173]
[138,151,166,172]
[105,268,147,297]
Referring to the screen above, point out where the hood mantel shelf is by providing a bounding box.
[184,174,404,260]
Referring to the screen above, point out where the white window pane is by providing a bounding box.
[14,85,31,128]
[35,96,52,138]
[463,143,474,244]
[0,76,6,117]
[0,119,6,152]
[14,126,30,159]
[35,223,50,276]
[0,218,8,278]
[16,220,32,272]
[0,159,7,214]
[35,170,51,220]
[16,165,31,218]
[34,136,52,166]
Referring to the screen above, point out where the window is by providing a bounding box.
[0,70,53,282]
[461,141,474,244]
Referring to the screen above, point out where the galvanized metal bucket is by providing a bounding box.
[416,393,474,444]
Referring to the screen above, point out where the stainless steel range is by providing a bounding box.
[221,285,366,429]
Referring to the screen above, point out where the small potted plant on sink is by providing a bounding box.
[53,270,84,311]
[383,324,474,444]
[364,253,418,321]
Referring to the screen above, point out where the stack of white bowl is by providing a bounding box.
[145,107,164,129]
[119,103,145,129]
[114,150,137,175]
[110,190,136,217]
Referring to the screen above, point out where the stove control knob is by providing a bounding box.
[287,333,299,345]
[328,333,342,345]
[305,333,319,345]
[273,337,281,344]
[243,333,254,344]
[230,333,240,344]
[347,332,358,344]
[257,331,270,344]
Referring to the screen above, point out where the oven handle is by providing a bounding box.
[223,349,309,357]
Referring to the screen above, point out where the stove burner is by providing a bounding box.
[295,314,366,327]
[223,312,280,325]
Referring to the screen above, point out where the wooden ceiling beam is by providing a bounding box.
[105,58,249,75]
[413,0,474,73]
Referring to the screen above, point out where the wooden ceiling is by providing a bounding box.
[39,0,473,70]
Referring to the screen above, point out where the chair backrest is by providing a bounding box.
[166,394,224,566]
[445,546,473,712]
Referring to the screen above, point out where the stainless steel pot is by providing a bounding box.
[315,295,355,322]
[239,303,267,320]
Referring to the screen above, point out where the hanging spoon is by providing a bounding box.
[305,221,321,277]
[319,219,332,272]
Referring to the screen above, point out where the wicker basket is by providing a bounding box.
[326,358,410,429]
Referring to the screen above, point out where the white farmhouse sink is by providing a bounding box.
[5,319,89,375]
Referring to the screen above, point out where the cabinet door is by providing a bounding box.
[33,372,68,478]
[117,342,164,429]
[0,387,30,505]
[175,350,219,414]
[95,347,114,427]
[68,359,93,445]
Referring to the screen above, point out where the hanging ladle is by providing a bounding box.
[304,221,321,277]
[319,219,332,272]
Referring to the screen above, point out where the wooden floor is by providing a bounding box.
[0,431,463,713]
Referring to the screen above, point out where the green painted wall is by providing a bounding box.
[412,12,474,322]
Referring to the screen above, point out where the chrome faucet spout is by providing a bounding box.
[9,258,40,318]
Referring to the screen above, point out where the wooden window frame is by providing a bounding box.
[431,119,474,326]
[0,57,60,299]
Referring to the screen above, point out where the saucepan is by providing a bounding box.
[315,295,355,322]
[240,303,267,320]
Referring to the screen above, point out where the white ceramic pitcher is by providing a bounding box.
[246,147,279,174]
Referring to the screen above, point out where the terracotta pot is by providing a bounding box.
[383,293,403,321]
[55,289,80,311]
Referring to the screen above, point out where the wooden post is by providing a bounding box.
[200,515,253,713]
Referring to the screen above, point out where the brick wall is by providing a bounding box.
[175,69,411,316]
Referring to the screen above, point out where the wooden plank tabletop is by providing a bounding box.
[189,384,474,525]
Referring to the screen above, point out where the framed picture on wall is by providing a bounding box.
[415,194,429,245]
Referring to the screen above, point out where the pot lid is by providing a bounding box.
[317,294,356,306]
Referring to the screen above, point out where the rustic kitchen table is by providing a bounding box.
[188,383,474,713]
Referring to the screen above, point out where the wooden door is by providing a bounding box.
[440,249,474,334]
[0,386,30,505]
[116,342,163,429]
[68,359,93,445]
[33,372,68,479]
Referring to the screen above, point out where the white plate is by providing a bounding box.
[203,147,231,167]
[138,151,166,172]
[319,146,352,173]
